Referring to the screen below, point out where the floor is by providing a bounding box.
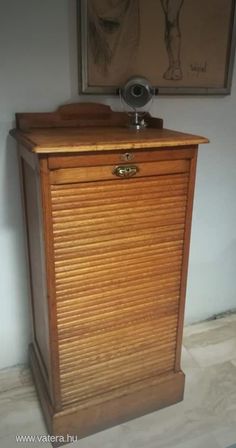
[0,314,236,448]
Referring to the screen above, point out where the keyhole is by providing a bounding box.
[123,153,133,161]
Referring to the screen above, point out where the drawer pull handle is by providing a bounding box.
[113,165,139,178]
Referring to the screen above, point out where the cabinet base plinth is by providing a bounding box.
[29,344,185,447]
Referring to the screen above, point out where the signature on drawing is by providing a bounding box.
[190,62,207,76]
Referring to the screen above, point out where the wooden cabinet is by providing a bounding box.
[10,103,208,443]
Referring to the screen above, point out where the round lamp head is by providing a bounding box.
[120,77,155,110]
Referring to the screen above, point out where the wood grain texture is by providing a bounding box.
[29,342,185,444]
[10,102,208,154]
[19,151,52,400]
[39,158,62,411]
[11,126,208,154]
[11,102,208,443]
[50,172,189,408]
[50,159,189,185]
[175,149,198,371]
[15,102,163,132]
[48,147,195,169]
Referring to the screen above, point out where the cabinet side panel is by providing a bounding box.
[175,148,198,370]
[22,159,50,381]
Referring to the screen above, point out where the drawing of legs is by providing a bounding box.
[160,0,184,80]
[88,0,140,74]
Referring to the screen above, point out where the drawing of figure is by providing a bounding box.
[88,0,140,74]
[160,0,184,80]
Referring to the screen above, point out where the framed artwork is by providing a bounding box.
[78,0,236,95]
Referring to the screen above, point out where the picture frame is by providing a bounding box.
[78,0,236,95]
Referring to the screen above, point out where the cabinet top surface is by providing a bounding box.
[11,127,208,154]
[10,102,209,154]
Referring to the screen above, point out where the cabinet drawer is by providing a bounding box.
[50,159,190,185]
[48,147,196,169]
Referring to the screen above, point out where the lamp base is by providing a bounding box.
[128,112,147,130]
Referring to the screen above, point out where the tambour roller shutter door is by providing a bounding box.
[51,170,190,408]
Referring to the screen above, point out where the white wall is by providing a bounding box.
[0,0,236,369]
